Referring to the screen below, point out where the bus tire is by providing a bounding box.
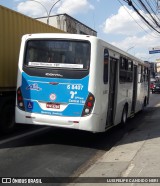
[121,105,128,125]
[0,101,15,134]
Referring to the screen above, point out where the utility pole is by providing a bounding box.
[29,0,61,25]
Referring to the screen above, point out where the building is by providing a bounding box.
[146,61,160,78]
[149,62,156,78]
[36,13,97,36]
[155,59,160,74]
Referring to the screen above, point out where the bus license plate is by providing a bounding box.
[46,103,60,109]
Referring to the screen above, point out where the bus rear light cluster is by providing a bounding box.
[82,93,95,117]
[17,87,25,110]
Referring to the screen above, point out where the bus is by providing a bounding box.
[16,33,150,133]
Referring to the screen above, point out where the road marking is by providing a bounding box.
[122,163,135,177]
[0,127,50,145]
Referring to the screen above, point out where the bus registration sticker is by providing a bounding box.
[46,103,60,109]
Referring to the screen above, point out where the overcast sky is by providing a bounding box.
[0,0,160,61]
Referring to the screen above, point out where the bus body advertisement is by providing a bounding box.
[16,34,150,133]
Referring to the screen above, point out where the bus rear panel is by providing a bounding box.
[16,34,101,132]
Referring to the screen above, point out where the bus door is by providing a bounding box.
[107,57,118,126]
[131,65,138,114]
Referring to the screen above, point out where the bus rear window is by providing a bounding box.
[25,40,90,70]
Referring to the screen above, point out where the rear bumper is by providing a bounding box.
[15,107,104,132]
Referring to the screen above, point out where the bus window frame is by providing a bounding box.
[103,48,109,84]
[119,56,133,83]
[23,39,91,71]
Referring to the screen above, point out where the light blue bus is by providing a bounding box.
[16,34,149,132]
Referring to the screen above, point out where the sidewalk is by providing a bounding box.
[68,104,160,186]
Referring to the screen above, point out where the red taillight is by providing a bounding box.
[87,102,92,107]
[82,93,95,117]
[17,87,25,110]
[17,95,22,101]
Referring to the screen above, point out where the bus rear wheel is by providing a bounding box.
[121,105,128,125]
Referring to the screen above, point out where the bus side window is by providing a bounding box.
[138,65,142,83]
[127,60,133,82]
[119,57,133,83]
[104,49,109,84]
[119,57,126,83]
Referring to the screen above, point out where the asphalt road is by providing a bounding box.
[0,93,159,185]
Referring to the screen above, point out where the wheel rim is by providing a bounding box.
[122,107,127,124]
[123,111,126,123]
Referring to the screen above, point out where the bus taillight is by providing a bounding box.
[17,87,25,110]
[82,93,95,117]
